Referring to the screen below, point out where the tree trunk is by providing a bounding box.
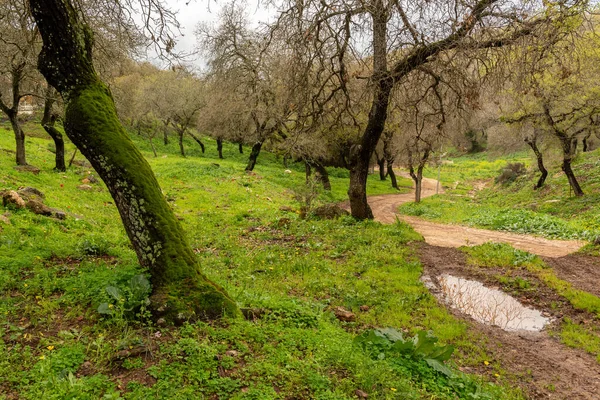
[347,5,392,219]
[582,132,591,152]
[415,164,426,203]
[41,87,66,171]
[31,0,237,322]
[245,141,263,171]
[559,137,583,196]
[163,120,170,145]
[524,137,547,189]
[374,151,386,180]
[178,131,186,157]
[9,112,27,166]
[188,132,205,153]
[562,158,584,196]
[313,162,331,191]
[305,161,311,183]
[216,138,223,159]
[238,142,243,154]
[387,161,398,189]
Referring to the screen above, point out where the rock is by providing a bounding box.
[333,306,355,322]
[72,160,91,168]
[81,178,90,184]
[359,305,370,312]
[225,350,239,357]
[26,199,53,216]
[355,389,369,398]
[50,208,67,220]
[87,175,98,183]
[1,190,26,209]
[0,213,10,225]
[279,205,294,213]
[312,204,349,219]
[14,165,40,175]
[18,187,45,201]
[284,169,292,174]
[77,184,93,191]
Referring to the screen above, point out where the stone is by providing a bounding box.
[333,306,355,322]
[279,205,294,213]
[81,178,90,184]
[87,174,98,183]
[26,199,53,216]
[359,305,370,312]
[225,350,239,357]
[0,213,10,225]
[355,389,369,398]
[77,184,93,191]
[14,165,40,175]
[1,190,26,209]
[312,204,349,219]
[18,187,45,201]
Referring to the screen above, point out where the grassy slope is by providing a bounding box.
[399,150,600,242]
[0,121,523,399]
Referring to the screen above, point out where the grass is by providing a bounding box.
[399,150,600,241]
[0,120,524,399]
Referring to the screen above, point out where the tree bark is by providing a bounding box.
[582,132,591,152]
[216,138,223,159]
[245,141,263,171]
[524,136,547,189]
[314,163,331,191]
[0,63,27,166]
[559,136,584,196]
[238,142,243,154]
[9,111,27,166]
[163,119,170,145]
[30,0,237,322]
[387,161,398,189]
[305,161,311,183]
[347,4,391,220]
[41,87,66,171]
[188,132,205,153]
[375,150,386,180]
[178,131,186,157]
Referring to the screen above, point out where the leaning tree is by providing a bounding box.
[29,0,237,322]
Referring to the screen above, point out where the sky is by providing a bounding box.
[152,0,275,68]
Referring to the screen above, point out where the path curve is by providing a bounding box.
[368,173,585,258]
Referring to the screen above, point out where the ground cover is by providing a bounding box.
[0,122,523,399]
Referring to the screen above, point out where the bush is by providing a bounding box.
[495,163,526,185]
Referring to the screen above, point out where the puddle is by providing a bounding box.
[424,274,551,332]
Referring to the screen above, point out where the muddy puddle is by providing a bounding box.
[423,274,550,332]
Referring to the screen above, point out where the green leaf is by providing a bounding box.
[425,358,454,378]
[105,286,122,301]
[97,303,113,315]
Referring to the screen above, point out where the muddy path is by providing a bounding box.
[368,174,586,257]
[418,244,600,400]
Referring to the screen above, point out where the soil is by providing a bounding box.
[368,173,586,258]
[418,244,600,400]
[367,174,600,399]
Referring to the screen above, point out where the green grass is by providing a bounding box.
[0,121,524,399]
[399,151,600,241]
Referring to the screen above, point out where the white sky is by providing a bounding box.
[153,0,275,69]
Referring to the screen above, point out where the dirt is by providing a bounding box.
[368,173,586,258]
[543,255,600,297]
[418,244,600,400]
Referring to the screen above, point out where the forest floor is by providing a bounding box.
[369,175,600,399]
[369,174,586,257]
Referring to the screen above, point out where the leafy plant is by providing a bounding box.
[97,274,151,321]
[354,328,455,377]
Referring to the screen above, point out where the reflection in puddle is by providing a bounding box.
[426,274,550,332]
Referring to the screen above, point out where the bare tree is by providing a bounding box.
[275,0,582,219]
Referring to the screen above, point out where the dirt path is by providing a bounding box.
[368,174,586,257]
[418,244,600,400]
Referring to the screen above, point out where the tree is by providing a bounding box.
[41,86,66,171]
[0,0,40,166]
[276,0,582,219]
[30,0,237,322]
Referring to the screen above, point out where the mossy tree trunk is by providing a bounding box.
[188,132,205,153]
[0,63,27,166]
[387,160,398,189]
[374,150,386,180]
[41,86,66,172]
[30,0,238,322]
